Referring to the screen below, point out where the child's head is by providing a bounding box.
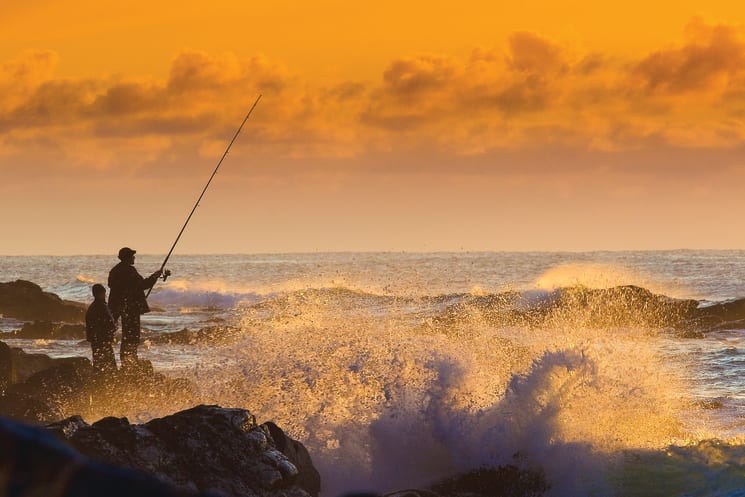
[92,283,106,300]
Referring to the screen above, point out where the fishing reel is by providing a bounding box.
[161,269,172,282]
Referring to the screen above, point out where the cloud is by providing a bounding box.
[0,50,289,131]
[633,19,745,94]
[361,21,745,154]
[3,20,745,177]
[506,31,567,74]
[360,33,565,135]
[91,81,165,116]
[381,55,459,98]
[0,50,59,112]
[0,50,310,170]
[8,78,99,127]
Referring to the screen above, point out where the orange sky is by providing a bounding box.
[2,1,745,254]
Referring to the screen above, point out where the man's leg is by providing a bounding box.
[102,342,117,373]
[92,341,117,373]
[120,311,141,370]
[91,341,104,371]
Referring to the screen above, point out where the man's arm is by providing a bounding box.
[139,269,162,290]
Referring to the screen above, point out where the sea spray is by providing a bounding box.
[533,262,687,297]
[9,253,745,496]
[185,284,693,496]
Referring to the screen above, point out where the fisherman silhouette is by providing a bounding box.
[108,247,168,371]
[85,283,117,374]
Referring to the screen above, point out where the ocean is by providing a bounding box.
[4,251,745,496]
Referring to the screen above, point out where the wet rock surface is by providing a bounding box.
[0,414,219,497]
[0,341,321,497]
[0,279,85,322]
[146,325,241,345]
[429,284,745,336]
[50,405,319,497]
[12,320,86,339]
[341,466,549,497]
[0,340,195,424]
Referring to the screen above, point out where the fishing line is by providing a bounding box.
[146,94,262,297]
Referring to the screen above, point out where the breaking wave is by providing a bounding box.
[183,279,728,496]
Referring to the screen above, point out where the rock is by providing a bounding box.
[429,466,549,497]
[383,466,549,497]
[0,280,85,323]
[0,389,60,423]
[0,345,196,425]
[430,285,703,333]
[695,298,745,323]
[148,326,240,345]
[2,359,94,423]
[58,405,318,497]
[9,345,58,382]
[0,341,11,393]
[13,320,86,339]
[46,414,89,439]
[16,320,55,338]
[0,415,217,496]
[263,421,321,497]
[58,323,87,339]
[147,327,198,345]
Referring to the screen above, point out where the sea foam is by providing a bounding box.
[185,284,695,496]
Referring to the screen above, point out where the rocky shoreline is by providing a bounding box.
[14,279,745,496]
[2,405,321,497]
[0,279,552,497]
[0,335,321,496]
[0,336,550,497]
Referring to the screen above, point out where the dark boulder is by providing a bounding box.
[0,280,85,322]
[13,320,86,339]
[16,320,54,338]
[548,285,699,330]
[0,344,196,425]
[148,325,240,345]
[0,341,11,393]
[0,415,217,497]
[264,421,321,497]
[684,299,745,333]
[8,345,58,382]
[0,389,60,423]
[58,405,319,497]
[430,466,548,497]
[383,466,549,497]
[430,285,703,333]
[694,298,745,323]
[1,359,95,423]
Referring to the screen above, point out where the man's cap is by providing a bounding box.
[118,247,136,260]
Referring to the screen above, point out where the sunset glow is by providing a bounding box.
[2,1,745,254]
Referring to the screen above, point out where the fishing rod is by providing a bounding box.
[146,94,262,297]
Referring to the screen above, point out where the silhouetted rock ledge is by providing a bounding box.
[0,415,218,497]
[0,340,195,424]
[0,405,320,497]
[11,320,87,339]
[0,279,85,322]
[46,404,321,497]
[147,325,242,345]
[383,466,549,497]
